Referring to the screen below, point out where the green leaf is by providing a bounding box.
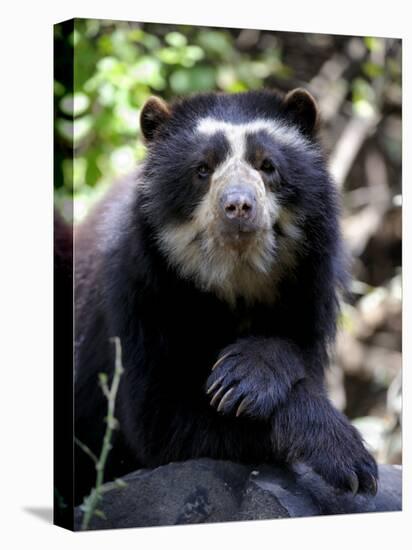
[364,36,383,52]
[57,116,93,146]
[185,45,204,62]
[362,61,384,79]
[54,81,65,97]
[93,509,107,520]
[139,32,161,50]
[110,145,137,175]
[114,104,140,134]
[72,158,87,191]
[170,66,216,93]
[197,30,231,56]
[157,47,182,65]
[113,478,128,489]
[85,152,103,188]
[98,373,108,385]
[352,77,377,116]
[60,92,90,117]
[131,57,165,89]
[165,31,187,48]
[96,56,119,73]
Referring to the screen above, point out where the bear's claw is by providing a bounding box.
[235,397,250,417]
[348,472,359,495]
[211,353,233,371]
[210,385,225,407]
[217,388,235,412]
[206,376,224,395]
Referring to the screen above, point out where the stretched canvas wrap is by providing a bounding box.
[54,18,402,531]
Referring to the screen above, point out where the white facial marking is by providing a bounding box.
[155,118,307,306]
[196,117,309,152]
[157,198,302,306]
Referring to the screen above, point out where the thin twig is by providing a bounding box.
[80,336,124,530]
[74,437,98,465]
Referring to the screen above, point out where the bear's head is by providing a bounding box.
[139,89,338,305]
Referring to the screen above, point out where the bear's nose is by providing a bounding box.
[220,186,257,223]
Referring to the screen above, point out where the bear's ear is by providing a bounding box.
[140,96,171,142]
[282,88,319,136]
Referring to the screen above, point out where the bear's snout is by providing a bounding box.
[219,185,257,231]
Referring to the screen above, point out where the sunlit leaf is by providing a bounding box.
[110,145,137,175]
[185,45,204,62]
[97,34,114,55]
[157,47,181,65]
[73,157,87,191]
[71,115,93,145]
[70,29,80,47]
[352,77,377,116]
[362,61,384,79]
[96,56,119,73]
[114,105,140,134]
[131,57,165,89]
[127,29,145,42]
[60,92,90,117]
[353,99,376,117]
[364,36,384,53]
[165,31,187,48]
[98,82,116,106]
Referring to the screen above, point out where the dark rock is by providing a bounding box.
[74,459,402,530]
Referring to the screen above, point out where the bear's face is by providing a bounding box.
[139,90,331,305]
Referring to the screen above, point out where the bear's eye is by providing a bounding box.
[260,158,276,174]
[197,163,211,179]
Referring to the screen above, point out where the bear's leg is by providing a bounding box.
[270,380,378,495]
[205,337,305,419]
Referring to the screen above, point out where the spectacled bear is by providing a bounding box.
[74,88,378,504]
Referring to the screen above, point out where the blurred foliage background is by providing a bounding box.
[54,19,402,464]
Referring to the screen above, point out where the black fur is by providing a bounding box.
[74,89,377,503]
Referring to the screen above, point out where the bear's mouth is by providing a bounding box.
[222,227,258,246]
[222,219,259,234]
[215,223,270,254]
[218,215,261,237]
[192,227,258,250]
